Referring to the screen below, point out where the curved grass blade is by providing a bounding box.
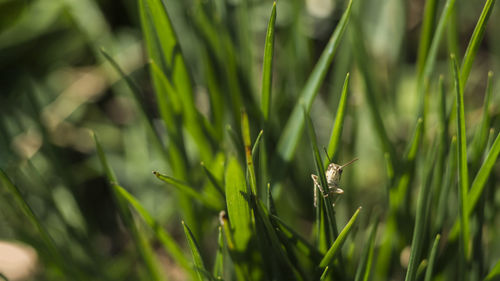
[111,184,194,276]
[319,206,362,268]
[324,73,350,166]
[153,171,222,210]
[261,1,276,122]
[452,54,470,261]
[354,217,379,281]
[94,133,164,281]
[460,0,496,91]
[272,0,353,181]
[423,234,441,281]
[182,221,213,281]
[251,130,264,158]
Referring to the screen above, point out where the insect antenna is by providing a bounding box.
[323,147,332,163]
[340,158,358,168]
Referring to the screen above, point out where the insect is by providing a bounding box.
[311,156,358,207]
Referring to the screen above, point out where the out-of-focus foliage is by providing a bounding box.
[1,0,500,280]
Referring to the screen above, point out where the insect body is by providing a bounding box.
[311,158,358,207]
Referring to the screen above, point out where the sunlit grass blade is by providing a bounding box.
[452,54,470,261]
[423,234,441,281]
[416,0,439,78]
[485,259,500,281]
[138,0,212,162]
[110,184,194,276]
[201,162,225,198]
[251,130,263,158]
[261,1,276,122]
[460,0,496,90]
[224,157,253,253]
[272,0,353,182]
[219,211,249,281]
[354,216,379,281]
[213,226,224,279]
[93,133,164,281]
[182,221,213,281]
[324,73,350,166]
[241,111,257,196]
[319,266,330,281]
[153,171,223,210]
[319,206,362,268]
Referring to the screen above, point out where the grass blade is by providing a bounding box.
[354,217,379,281]
[319,206,362,268]
[241,111,258,196]
[423,234,441,281]
[182,221,212,281]
[470,71,494,164]
[110,184,194,276]
[93,133,164,281]
[452,54,470,261]
[485,259,500,281]
[460,0,497,90]
[261,1,276,122]
[153,171,222,210]
[324,73,350,166]
[224,157,253,253]
[213,226,224,279]
[272,0,353,181]
[219,211,249,281]
[416,0,439,78]
[138,0,212,162]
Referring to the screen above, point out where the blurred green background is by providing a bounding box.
[0,0,499,280]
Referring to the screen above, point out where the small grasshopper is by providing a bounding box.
[311,156,358,207]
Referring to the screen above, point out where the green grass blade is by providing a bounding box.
[241,111,258,196]
[272,0,352,177]
[470,71,494,164]
[224,157,253,253]
[423,234,441,281]
[485,259,500,281]
[271,215,323,262]
[434,137,457,233]
[153,171,222,210]
[460,0,497,91]
[0,169,67,273]
[354,217,379,281]
[416,0,439,79]
[404,141,438,281]
[324,73,350,166]
[305,108,338,243]
[94,133,164,281]
[319,266,330,281]
[251,130,264,159]
[138,0,212,162]
[110,184,193,276]
[319,206,361,268]
[219,211,249,281]
[261,1,276,122]
[266,184,277,215]
[467,132,500,217]
[213,226,224,279]
[201,162,225,198]
[182,221,211,281]
[452,54,470,261]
